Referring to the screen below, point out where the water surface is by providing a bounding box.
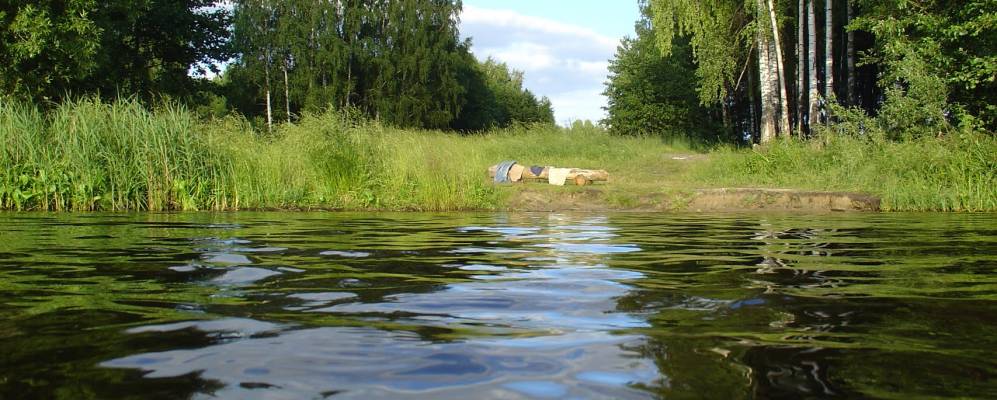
[1,212,995,399]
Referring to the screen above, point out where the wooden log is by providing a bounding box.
[489,165,608,184]
[565,169,608,182]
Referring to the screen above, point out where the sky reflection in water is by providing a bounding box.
[0,212,995,399]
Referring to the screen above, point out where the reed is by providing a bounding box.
[1,98,225,211]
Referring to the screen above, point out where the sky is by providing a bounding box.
[460,1,641,125]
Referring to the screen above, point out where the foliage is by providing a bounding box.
[0,98,671,212]
[0,0,231,103]
[647,0,751,105]
[851,0,997,134]
[639,0,997,141]
[602,11,722,140]
[227,1,550,131]
[453,57,555,131]
[0,98,225,211]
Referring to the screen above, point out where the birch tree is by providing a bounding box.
[765,0,791,137]
[757,10,777,142]
[825,0,835,105]
[234,0,277,131]
[846,0,855,105]
[797,0,806,132]
[807,0,819,128]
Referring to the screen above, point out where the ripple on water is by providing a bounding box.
[1,212,995,400]
[210,267,283,285]
[102,326,658,399]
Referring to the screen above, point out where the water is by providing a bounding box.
[1,212,995,399]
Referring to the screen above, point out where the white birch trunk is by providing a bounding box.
[265,66,273,133]
[767,0,791,137]
[825,0,835,102]
[283,60,291,123]
[798,0,806,134]
[846,0,855,105]
[807,0,819,128]
[757,0,777,143]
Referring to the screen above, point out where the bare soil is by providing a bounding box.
[503,187,879,212]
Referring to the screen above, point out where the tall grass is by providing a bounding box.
[1,98,226,211]
[3,98,993,212]
[204,112,679,211]
[697,134,997,211]
[0,98,680,211]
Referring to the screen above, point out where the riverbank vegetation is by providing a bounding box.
[0,98,676,211]
[3,98,993,212]
[1,1,994,212]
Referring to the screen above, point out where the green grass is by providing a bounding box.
[696,134,997,211]
[0,98,687,211]
[1,99,226,211]
[2,98,994,212]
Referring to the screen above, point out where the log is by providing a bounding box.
[565,169,608,182]
[488,165,608,185]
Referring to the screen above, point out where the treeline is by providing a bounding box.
[0,1,553,131]
[605,0,996,142]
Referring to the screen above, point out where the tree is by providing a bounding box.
[850,0,997,135]
[0,0,231,103]
[233,0,278,130]
[825,0,835,105]
[797,0,805,132]
[231,0,471,130]
[453,57,555,131]
[757,5,777,142]
[0,0,101,102]
[603,7,720,139]
[650,0,795,142]
[807,0,819,129]
[846,0,855,105]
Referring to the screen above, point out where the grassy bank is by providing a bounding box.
[697,135,997,211]
[2,99,994,212]
[0,99,683,211]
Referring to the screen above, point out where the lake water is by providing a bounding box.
[0,212,995,399]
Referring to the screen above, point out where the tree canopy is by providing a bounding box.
[602,10,722,140]
[0,0,554,131]
[612,0,997,142]
[0,0,231,103]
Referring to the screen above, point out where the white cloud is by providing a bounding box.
[462,6,617,51]
[461,6,620,124]
[547,88,609,126]
[485,42,558,71]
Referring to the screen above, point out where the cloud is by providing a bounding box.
[462,6,618,51]
[547,88,609,125]
[461,6,620,124]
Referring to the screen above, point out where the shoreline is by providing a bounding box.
[1,187,887,213]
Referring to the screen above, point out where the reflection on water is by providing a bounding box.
[1,212,996,399]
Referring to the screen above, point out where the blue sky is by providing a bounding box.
[461,1,641,124]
